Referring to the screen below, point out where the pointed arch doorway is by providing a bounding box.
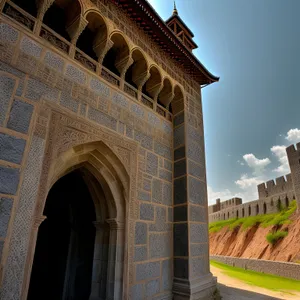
[27,141,129,300]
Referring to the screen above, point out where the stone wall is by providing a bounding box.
[257,174,293,199]
[287,143,300,212]
[0,5,216,299]
[211,255,300,281]
[0,19,175,300]
[209,171,295,223]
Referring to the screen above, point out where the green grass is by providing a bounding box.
[209,200,297,234]
[266,230,288,244]
[210,260,300,292]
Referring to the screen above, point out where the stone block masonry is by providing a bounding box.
[211,255,300,281]
[0,0,218,298]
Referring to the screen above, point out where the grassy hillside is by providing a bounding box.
[209,200,297,244]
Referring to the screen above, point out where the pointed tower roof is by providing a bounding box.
[165,2,195,38]
[173,1,178,15]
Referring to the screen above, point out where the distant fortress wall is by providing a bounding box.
[209,144,299,223]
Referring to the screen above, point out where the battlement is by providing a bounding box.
[286,142,300,155]
[208,197,242,214]
[258,174,293,199]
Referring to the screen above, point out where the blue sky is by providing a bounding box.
[148,0,300,203]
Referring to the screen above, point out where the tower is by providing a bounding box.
[166,1,198,52]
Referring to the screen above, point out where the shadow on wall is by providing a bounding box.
[218,283,282,300]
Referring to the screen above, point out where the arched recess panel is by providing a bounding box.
[172,85,184,115]
[142,65,162,99]
[158,78,173,110]
[11,0,37,16]
[76,12,108,61]
[102,33,130,77]
[43,0,81,41]
[125,49,148,89]
[28,170,97,300]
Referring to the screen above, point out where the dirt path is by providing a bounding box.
[211,265,300,300]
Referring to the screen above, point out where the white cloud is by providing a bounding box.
[208,128,300,204]
[207,186,235,205]
[271,145,290,174]
[286,128,300,144]
[235,174,265,201]
[242,154,271,175]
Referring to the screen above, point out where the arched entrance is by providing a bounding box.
[28,170,98,300]
[27,140,129,300]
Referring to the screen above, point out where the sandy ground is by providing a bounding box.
[211,265,300,300]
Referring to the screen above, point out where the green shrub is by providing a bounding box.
[266,230,288,245]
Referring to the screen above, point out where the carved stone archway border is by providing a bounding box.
[21,102,139,300]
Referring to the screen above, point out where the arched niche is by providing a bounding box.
[158,78,173,110]
[263,202,267,214]
[172,85,184,115]
[248,206,251,216]
[242,208,245,217]
[27,141,129,300]
[102,32,130,77]
[142,65,162,99]
[285,197,289,208]
[256,204,259,215]
[43,0,82,41]
[76,11,108,61]
[11,0,37,17]
[125,48,148,89]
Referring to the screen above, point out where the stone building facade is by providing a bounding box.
[0,0,219,299]
[209,144,300,223]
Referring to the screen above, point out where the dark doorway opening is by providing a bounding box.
[28,170,96,300]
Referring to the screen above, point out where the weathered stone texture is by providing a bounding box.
[134,246,148,262]
[0,74,16,125]
[135,222,147,245]
[190,224,208,243]
[0,197,13,237]
[162,259,172,291]
[188,177,206,205]
[150,233,172,259]
[140,203,154,221]
[146,279,160,297]
[146,152,158,176]
[0,166,20,195]
[0,133,26,164]
[25,77,59,102]
[60,92,79,113]
[130,283,144,300]
[1,136,45,300]
[135,261,161,281]
[88,107,117,131]
[7,100,33,134]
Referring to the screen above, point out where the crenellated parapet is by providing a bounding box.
[257,174,293,199]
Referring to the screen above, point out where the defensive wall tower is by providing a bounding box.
[287,143,300,211]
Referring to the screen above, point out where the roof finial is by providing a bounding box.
[173,1,178,15]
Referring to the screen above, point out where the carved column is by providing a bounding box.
[96,38,114,75]
[105,219,124,300]
[90,221,110,300]
[173,95,216,299]
[119,57,133,89]
[34,0,55,34]
[67,15,88,57]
